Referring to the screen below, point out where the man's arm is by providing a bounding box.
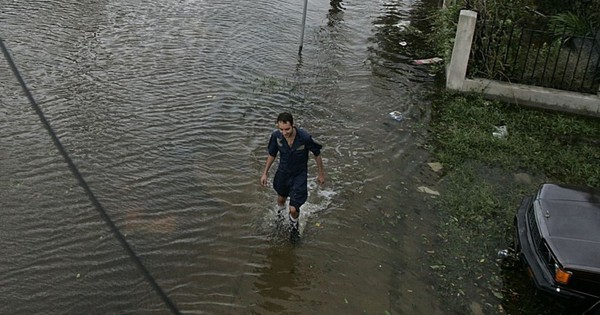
[314,154,325,185]
[260,155,276,186]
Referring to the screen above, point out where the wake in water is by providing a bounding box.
[257,182,337,244]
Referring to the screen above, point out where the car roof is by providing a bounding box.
[534,184,600,272]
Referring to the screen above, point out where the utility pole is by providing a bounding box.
[299,0,309,54]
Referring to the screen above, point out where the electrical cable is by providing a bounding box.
[0,37,181,315]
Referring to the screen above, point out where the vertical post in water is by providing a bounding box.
[299,0,309,54]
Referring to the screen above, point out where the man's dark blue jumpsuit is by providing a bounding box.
[267,127,322,211]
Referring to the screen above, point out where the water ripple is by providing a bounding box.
[2,0,436,313]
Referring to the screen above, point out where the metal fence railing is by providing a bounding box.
[468,19,600,95]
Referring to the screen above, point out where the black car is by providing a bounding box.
[514,183,600,313]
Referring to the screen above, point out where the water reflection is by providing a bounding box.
[124,208,177,235]
[327,0,345,26]
[253,246,303,313]
[330,0,344,12]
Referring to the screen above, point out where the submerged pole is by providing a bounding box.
[298,0,309,54]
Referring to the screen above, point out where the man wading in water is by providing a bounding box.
[260,112,325,243]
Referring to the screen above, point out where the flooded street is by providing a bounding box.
[1,0,446,313]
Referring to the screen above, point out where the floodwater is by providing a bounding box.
[1,0,445,313]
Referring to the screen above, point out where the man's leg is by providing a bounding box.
[277,195,287,208]
[273,171,290,219]
[288,205,300,244]
[289,205,299,218]
[288,174,308,222]
[288,175,307,243]
[277,195,287,219]
[288,205,299,229]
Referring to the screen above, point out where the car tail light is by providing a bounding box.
[554,265,572,285]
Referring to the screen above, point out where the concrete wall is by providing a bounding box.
[446,10,600,118]
[462,78,600,116]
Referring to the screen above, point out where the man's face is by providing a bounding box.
[277,121,294,138]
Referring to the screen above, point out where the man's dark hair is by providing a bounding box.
[277,112,294,125]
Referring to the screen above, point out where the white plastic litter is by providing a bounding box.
[389,111,404,121]
[492,124,508,138]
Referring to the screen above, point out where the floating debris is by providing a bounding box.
[492,122,508,139]
[417,186,440,196]
[412,57,443,65]
[497,249,510,258]
[428,162,443,173]
[389,111,404,122]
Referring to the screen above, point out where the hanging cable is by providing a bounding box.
[0,37,181,315]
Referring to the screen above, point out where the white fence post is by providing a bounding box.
[446,10,478,91]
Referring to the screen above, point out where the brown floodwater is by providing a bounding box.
[0,0,447,313]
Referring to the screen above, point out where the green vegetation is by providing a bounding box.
[430,93,600,187]
[546,0,600,37]
[426,92,599,314]
[420,1,600,313]
[436,0,600,94]
[550,12,596,37]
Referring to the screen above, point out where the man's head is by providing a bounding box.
[276,112,294,126]
[276,112,295,139]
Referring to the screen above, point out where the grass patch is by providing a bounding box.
[430,92,600,187]
[420,1,600,313]
[426,92,600,314]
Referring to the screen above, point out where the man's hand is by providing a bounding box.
[261,155,275,187]
[314,155,325,186]
[317,173,325,186]
[260,174,268,186]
